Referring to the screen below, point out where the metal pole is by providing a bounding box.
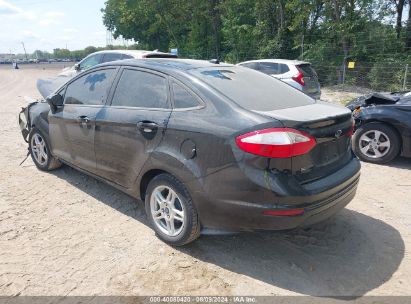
[403,64,408,91]
[21,42,28,60]
[342,59,346,87]
[301,33,304,60]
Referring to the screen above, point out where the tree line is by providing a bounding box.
[102,0,411,89]
[102,0,411,62]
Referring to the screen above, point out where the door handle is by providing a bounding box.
[77,115,90,123]
[77,115,90,128]
[137,121,158,133]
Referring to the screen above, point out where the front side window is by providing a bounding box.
[80,54,103,70]
[64,69,115,105]
[172,83,201,109]
[111,69,168,108]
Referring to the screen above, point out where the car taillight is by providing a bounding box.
[347,119,355,137]
[292,68,305,86]
[235,128,316,158]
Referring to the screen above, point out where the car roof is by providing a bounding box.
[97,58,234,75]
[238,59,310,65]
[88,49,175,58]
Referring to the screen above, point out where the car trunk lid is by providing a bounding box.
[254,102,353,183]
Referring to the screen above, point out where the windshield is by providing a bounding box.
[189,66,315,111]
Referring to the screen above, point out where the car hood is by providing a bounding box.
[37,76,70,98]
[58,66,77,77]
[346,92,409,111]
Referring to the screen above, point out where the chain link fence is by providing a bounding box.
[181,50,411,93]
[292,62,411,92]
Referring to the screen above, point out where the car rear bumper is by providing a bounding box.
[187,157,360,232]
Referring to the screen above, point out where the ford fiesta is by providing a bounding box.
[19,59,360,246]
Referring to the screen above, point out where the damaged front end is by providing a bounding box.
[346,92,408,111]
[19,76,69,143]
[347,91,411,130]
[18,100,39,143]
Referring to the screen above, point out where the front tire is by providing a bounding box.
[352,122,401,164]
[145,173,200,246]
[29,128,61,171]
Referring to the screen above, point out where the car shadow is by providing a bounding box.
[181,210,405,297]
[382,156,411,170]
[52,166,404,298]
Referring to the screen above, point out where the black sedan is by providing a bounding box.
[19,59,360,245]
[347,92,411,164]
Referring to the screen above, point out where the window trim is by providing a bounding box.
[106,66,172,111]
[170,79,205,111]
[62,66,118,107]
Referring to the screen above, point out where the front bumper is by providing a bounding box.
[18,100,39,142]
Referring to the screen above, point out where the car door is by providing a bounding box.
[48,67,118,173]
[94,67,171,188]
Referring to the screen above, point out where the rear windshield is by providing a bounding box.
[298,64,317,77]
[189,66,315,111]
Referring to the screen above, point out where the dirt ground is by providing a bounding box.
[0,64,410,297]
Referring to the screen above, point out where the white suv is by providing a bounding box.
[237,59,321,99]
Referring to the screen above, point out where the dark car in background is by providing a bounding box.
[19,59,360,245]
[347,92,411,164]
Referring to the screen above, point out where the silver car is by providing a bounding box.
[59,50,178,78]
[237,59,321,99]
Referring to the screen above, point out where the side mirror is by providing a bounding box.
[74,63,81,71]
[46,94,64,112]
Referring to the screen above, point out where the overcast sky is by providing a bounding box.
[0,0,108,54]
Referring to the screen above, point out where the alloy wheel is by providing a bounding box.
[31,133,48,166]
[358,129,391,159]
[150,186,185,237]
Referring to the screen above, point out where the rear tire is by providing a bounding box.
[29,128,61,171]
[145,173,200,246]
[352,122,401,164]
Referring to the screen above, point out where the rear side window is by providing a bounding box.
[64,68,115,105]
[122,54,134,59]
[172,83,201,109]
[259,62,280,75]
[298,64,317,77]
[101,53,123,63]
[239,62,259,70]
[111,69,168,108]
[80,54,103,70]
[144,54,178,58]
[280,64,290,73]
[189,67,315,111]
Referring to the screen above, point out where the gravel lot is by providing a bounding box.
[0,64,410,297]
